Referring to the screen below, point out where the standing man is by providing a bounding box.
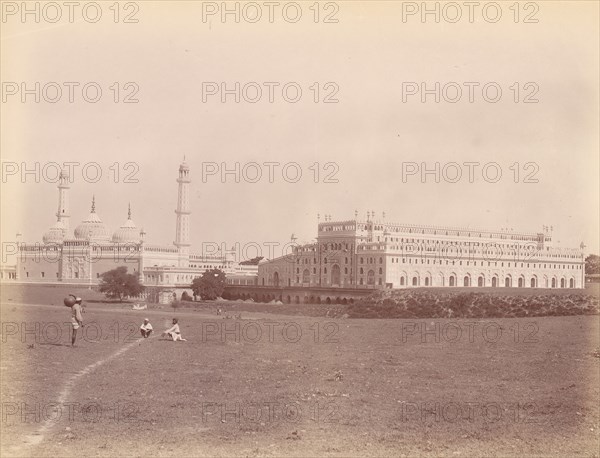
[68,294,84,346]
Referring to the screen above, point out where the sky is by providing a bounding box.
[1,1,599,264]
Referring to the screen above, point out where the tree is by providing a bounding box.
[98,266,145,302]
[240,256,263,266]
[585,254,600,275]
[171,297,180,312]
[191,268,226,300]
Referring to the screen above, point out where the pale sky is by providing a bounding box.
[1,1,598,263]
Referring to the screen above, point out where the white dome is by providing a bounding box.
[74,197,110,242]
[112,205,141,244]
[43,220,67,244]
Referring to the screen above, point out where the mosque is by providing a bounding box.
[4,160,258,295]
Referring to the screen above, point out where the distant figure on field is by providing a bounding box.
[162,318,187,341]
[69,294,84,346]
[140,318,153,338]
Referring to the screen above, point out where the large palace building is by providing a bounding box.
[3,160,257,289]
[258,212,586,289]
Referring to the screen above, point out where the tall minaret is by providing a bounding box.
[174,159,191,262]
[56,169,70,232]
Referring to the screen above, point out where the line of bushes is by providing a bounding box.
[344,291,599,319]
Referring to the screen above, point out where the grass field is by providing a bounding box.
[1,285,599,457]
[2,283,598,318]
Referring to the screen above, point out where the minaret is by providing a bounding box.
[174,159,191,262]
[56,169,70,232]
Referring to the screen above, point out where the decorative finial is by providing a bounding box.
[317,213,320,221]
[91,195,96,213]
[355,209,358,219]
[128,203,132,219]
[383,211,386,220]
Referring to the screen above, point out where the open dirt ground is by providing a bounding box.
[0,286,599,457]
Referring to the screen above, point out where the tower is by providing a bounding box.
[56,169,70,231]
[174,159,191,262]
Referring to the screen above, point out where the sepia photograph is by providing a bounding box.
[1,1,599,456]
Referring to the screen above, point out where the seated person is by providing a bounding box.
[140,318,153,338]
[162,318,187,341]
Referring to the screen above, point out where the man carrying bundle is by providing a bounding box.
[64,294,84,347]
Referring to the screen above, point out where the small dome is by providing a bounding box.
[74,197,110,242]
[112,205,141,244]
[179,157,189,171]
[43,220,66,244]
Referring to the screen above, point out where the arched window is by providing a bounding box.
[478,276,484,287]
[463,276,470,287]
[331,264,341,286]
[302,269,310,283]
[367,270,375,285]
[412,276,418,286]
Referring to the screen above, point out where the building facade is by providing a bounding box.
[5,161,257,288]
[258,213,585,289]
